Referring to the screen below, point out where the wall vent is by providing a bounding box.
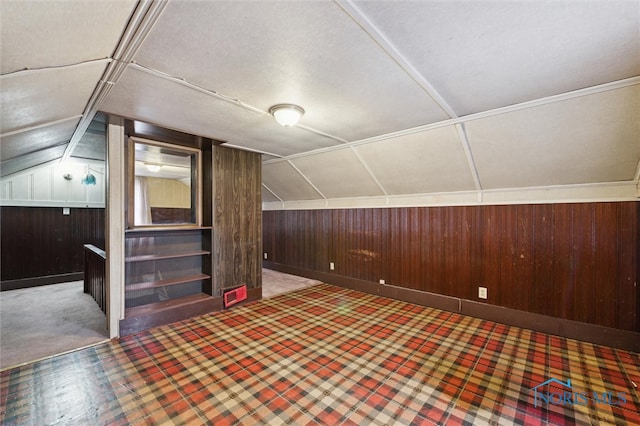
[223,285,247,308]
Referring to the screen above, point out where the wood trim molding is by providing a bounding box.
[263,181,639,211]
[0,273,84,291]
[119,296,223,337]
[264,262,640,353]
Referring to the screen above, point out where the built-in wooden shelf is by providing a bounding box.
[124,226,213,234]
[125,292,211,318]
[120,292,222,336]
[126,273,211,292]
[123,226,213,334]
[125,250,210,263]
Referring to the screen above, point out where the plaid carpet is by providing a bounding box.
[1,284,639,425]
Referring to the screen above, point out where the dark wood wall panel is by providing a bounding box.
[263,202,639,332]
[431,208,450,295]
[1,207,105,282]
[618,202,640,331]
[552,205,572,320]
[212,146,262,295]
[531,204,554,317]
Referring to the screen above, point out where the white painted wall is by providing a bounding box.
[0,158,105,207]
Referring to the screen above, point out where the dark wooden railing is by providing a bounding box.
[84,244,106,314]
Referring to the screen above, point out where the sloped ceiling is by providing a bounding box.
[0,0,136,175]
[1,0,639,206]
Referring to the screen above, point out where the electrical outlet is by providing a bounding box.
[330,262,335,270]
[379,279,385,285]
[478,287,487,299]
[264,253,268,260]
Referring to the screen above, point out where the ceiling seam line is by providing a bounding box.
[261,123,451,165]
[261,183,283,203]
[61,0,170,164]
[0,58,113,79]
[295,124,349,144]
[455,123,482,191]
[262,76,640,166]
[458,76,640,124]
[1,157,66,179]
[129,62,349,145]
[0,115,83,138]
[334,0,458,119]
[1,141,70,162]
[130,62,265,113]
[110,0,168,61]
[349,146,388,197]
[287,160,327,200]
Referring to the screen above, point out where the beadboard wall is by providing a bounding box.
[263,202,639,333]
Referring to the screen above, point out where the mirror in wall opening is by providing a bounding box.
[133,140,199,226]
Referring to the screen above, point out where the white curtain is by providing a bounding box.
[134,176,152,225]
[128,177,159,304]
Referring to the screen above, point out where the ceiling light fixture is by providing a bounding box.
[269,104,305,127]
[145,163,162,172]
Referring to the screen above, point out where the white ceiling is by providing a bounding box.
[1,0,639,205]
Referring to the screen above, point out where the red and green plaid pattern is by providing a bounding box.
[1,284,639,425]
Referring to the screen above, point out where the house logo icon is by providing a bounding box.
[530,378,573,407]
[530,377,627,408]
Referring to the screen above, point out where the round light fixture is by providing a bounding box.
[145,163,162,172]
[269,104,305,127]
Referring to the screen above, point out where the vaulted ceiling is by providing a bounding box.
[1,0,638,206]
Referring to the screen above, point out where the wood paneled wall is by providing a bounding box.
[1,207,105,286]
[212,146,262,295]
[263,202,639,332]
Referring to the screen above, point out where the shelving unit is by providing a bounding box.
[114,122,262,336]
[125,273,210,292]
[121,227,217,333]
